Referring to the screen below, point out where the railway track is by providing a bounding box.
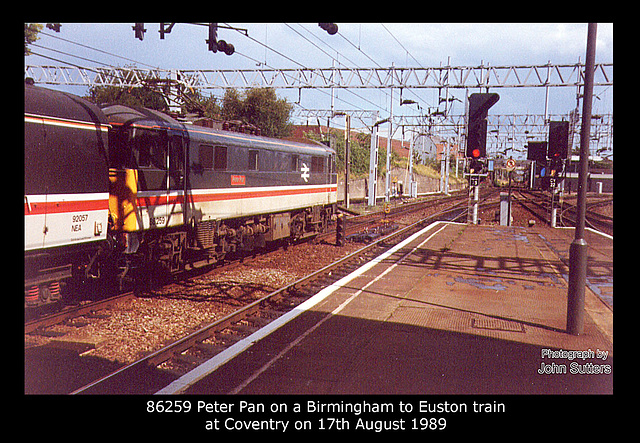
[332,188,501,241]
[561,197,614,235]
[25,292,134,335]
[26,187,504,394]
[69,197,479,395]
[515,189,613,236]
[25,206,375,333]
[26,191,472,333]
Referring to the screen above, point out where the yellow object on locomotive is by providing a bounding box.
[109,168,139,232]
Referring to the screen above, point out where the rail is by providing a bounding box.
[70,197,471,395]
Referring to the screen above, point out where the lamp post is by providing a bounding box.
[567,23,597,335]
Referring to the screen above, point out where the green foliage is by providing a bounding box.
[84,84,292,138]
[221,88,293,138]
[85,67,168,111]
[86,85,168,111]
[182,90,221,118]
[24,23,43,55]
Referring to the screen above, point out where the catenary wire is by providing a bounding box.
[40,29,161,69]
[225,24,388,116]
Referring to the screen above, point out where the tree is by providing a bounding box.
[181,90,221,118]
[221,89,244,121]
[25,23,43,55]
[86,85,168,111]
[221,87,292,138]
[84,67,169,111]
[84,82,292,138]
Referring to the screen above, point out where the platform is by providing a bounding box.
[159,221,613,395]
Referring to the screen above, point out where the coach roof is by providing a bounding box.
[101,104,185,131]
[25,84,108,127]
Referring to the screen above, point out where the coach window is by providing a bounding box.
[169,135,184,171]
[248,150,259,171]
[134,130,151,167]
[291,155,299,172]
[108,127,132,168]
[169,135,185,189]
[311,156,325,173]
[134,129,167,170]
[145,129,167,170]
[199,144,214,169]
[214,146,227,171]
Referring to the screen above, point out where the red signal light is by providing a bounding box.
[472,148,481,158]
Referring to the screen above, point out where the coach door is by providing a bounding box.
[167,131,186,227]
[133,127,167,229]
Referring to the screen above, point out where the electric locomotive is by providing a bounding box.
[24,84,111,307]
[105,103,338,287]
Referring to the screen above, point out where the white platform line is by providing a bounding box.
[228,223,448,394]
[556,226,613,240]
[155,220,450,395]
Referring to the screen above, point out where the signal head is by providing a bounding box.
[319,23,339,35]
[217,40,235,56]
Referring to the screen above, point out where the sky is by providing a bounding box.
[25,23,614,157]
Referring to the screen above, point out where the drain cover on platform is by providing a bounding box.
[471,317,525,333]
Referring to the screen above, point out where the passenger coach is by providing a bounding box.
[24,85,110,306]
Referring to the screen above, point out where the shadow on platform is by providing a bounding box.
[185,309,613,395]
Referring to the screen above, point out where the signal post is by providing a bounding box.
[464,93,499,224]
[548,120,570,227]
